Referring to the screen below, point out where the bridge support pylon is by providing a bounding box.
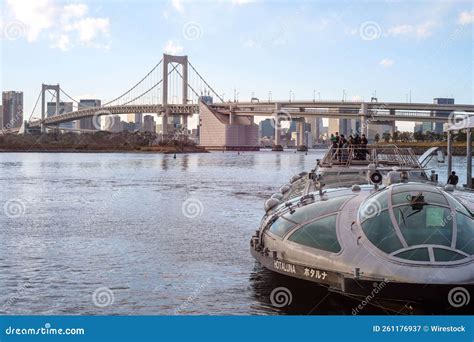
[296,117,308,152]
[272,103,283,151]
[41,84,60,133]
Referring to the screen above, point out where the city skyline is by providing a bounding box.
[1,0,473,132]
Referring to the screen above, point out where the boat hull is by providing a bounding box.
[251,246,474,305]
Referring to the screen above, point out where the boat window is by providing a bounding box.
[392,191,448,206]
[284,196,350,225]
[445,193,473,217]
[268,196,350,238]
[268,217,297,238]
[361,210,403,253]
[393,206,452,247]
[433,248,466,262]
[394,248,430,262]
[359,190,389,222]
[359,183,474,262]
[288,215,341,253]
[455,212,474,255]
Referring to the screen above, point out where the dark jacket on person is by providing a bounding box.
[447,174,459,185]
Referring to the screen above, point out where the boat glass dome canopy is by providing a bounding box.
[359,183,474,263]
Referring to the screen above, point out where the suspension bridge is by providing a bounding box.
[4,53,474,150]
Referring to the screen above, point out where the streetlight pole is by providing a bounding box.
[268,91,272,102]
[289,90,292,102]
[342,89,346,102]
[313,89,316,102]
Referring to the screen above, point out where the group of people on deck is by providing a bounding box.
[329,132,369,162]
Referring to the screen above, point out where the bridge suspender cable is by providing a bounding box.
[27,89,42,123]
[174,67,199,99]
[188,61,224,102]
[103,59,163,106]
[120,63,180,106]
[60,88,81,105]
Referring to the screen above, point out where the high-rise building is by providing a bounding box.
[76,99,101,130]
[432,98,454,134]
[259,118,275,138]
[47,101,74,129]
[143,115,156,133]
[104,115,122,132]
[1,91,23,130]
[127,113,142,125]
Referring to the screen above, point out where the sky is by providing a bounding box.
[1,0,473,131]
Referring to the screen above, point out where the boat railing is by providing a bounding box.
[320,145,423,169]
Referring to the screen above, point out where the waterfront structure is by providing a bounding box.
[1,91,23,130]
[143,115,156,133]
[199,102,259,150]
[76,99,101,130]
[105,115,123,132]
[259,118,275,138]
[47,101,74,129]
[8,54,473,149]
[432,98,455,134]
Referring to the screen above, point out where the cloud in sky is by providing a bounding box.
[388,21,435,39]
[171,0,184,13]
[458,11,474,25]
[163,40,184,54]
[379,58,394,67]
[3,0,110,51]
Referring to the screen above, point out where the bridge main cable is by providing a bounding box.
[188,60,224,102]
[103,58,163,106]
[120,62,180,106]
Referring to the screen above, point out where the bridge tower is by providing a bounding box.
[41,84,60,133]
[162,54,188,136]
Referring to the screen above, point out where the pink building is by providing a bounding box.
[199,102,259,151]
